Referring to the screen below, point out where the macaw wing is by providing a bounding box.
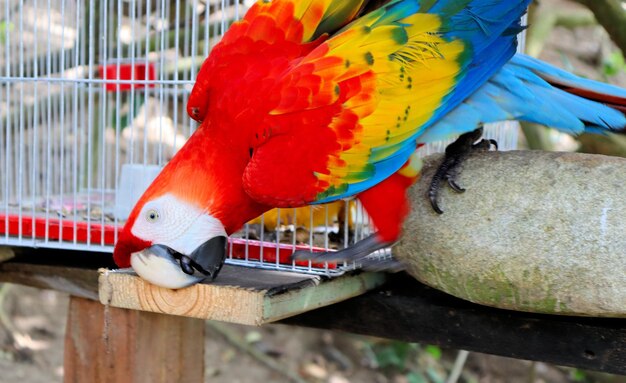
[243,0,531,207]
[188,0,369,122]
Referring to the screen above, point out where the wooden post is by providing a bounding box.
[64,296,205,383]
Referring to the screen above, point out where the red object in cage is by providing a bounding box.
[1,214,117,245]
[99,62,157,92]
[0,214,335,269]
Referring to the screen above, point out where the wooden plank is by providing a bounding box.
[0,262,99,300]
[64,296,204,383]
[99,266,387,325]
[283,273,626,376]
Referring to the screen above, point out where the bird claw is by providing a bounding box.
[473,138,498,151]
[429,193,445,215]
[447,178,465,193]
[428,127,498,214]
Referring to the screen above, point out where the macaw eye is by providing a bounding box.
[146,209,160,223]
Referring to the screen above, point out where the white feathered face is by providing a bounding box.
[123,194,228,289]
[131,194,226,255]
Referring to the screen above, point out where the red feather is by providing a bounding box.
[562,87,626,118]
[113,228,151,268]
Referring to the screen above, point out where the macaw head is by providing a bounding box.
[112,126,270,289]
[113,183,228,290]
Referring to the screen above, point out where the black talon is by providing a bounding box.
[428,154,457,214]
[447,178,465,193]
[429,186,445,214]
[427,127,498,214]
[488,139,498,150]
[472,138,498,151]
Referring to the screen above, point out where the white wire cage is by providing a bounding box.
[0,0,521,276]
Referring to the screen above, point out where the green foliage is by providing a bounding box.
[424,345,443,360]
[570,369,590,382]
[602,51,626,78]
[372,341,420,370]
[364,340,450,383]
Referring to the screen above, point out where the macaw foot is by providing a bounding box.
[428,127,497,214]
[291,234,404,272]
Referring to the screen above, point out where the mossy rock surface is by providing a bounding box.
[395,151,626,317]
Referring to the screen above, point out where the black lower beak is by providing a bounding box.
[152,236,227,282]
[178,236,227,281]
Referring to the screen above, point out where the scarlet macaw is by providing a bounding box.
[113,0,626,288]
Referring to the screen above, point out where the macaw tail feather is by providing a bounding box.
[512,54,626,134]
[420,54,626,143]
[559,87,626,134]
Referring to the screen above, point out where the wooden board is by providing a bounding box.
[0,263,99,300]
[99,265,387,325]
[283,273,626,376]
[64,296,204,383]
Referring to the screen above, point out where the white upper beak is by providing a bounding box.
[131,246,206,289]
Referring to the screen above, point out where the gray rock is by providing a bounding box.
[394,150,626,317]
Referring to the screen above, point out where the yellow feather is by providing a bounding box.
[398,151,423,178]
[271,10,466,193]
[326,14,464,167]
[294,0,333,41]
[248,201,355,232]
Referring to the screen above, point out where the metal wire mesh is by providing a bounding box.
[0,1,521,276]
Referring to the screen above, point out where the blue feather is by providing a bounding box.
[372,0,421,26]
[418,54,626,143]
[420,0,532,130]
[512,54,626,99]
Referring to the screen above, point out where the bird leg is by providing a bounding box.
[428,127,497,214]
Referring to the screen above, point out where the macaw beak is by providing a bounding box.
[130,236,227,289]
